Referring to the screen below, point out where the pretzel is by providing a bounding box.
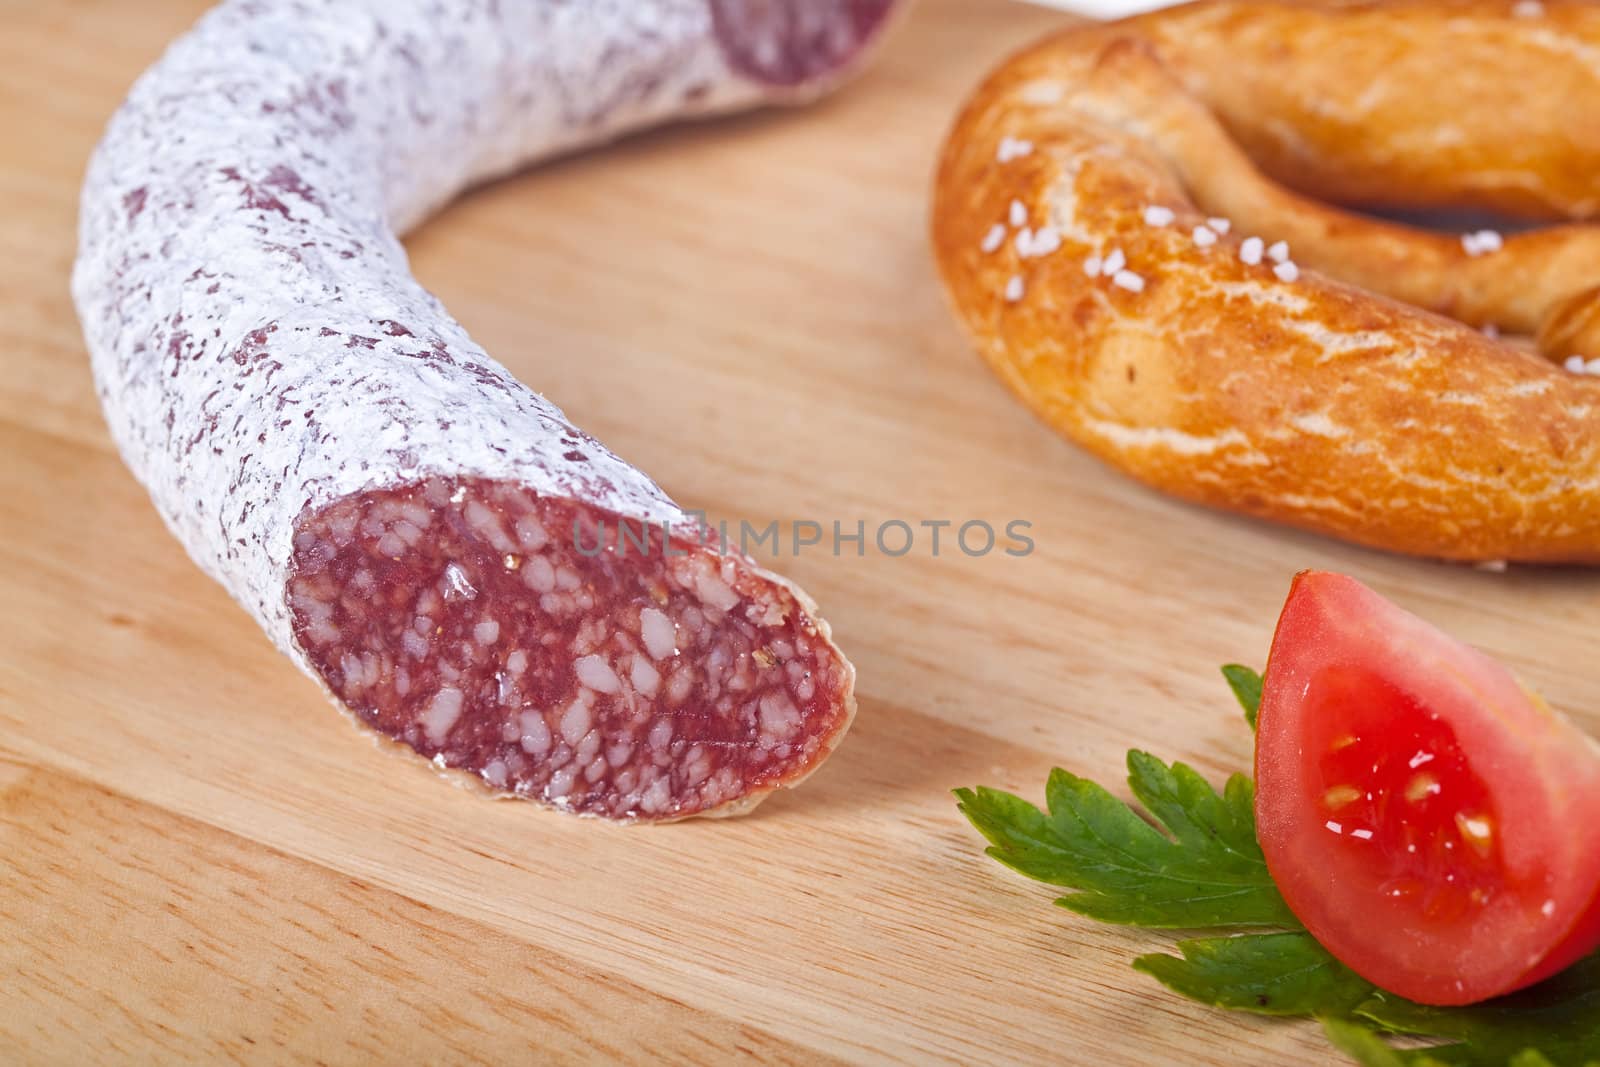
[932,0,1600,563]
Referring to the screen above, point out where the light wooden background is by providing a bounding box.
[5,1,1598,1063]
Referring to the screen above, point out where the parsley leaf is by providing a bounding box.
[1221,663,1263,730]
[956,665,1600,1067]
[1135,931,1374,1016]
[1321,1017,1455,1067]
[954,752,1296,928]
[1353,954,1600,1067]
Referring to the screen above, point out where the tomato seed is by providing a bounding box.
[1455,812,1495,858]
[1406,772,1442,802]
[1323,784,1362,809]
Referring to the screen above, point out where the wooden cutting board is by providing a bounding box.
[5,1,1598,1063]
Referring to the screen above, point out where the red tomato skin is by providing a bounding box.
[1255,571,1600,1006]
[1522,876,1600,989]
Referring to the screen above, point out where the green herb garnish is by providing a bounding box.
[957,753,1293,928]
[955,666,1599,1067]
[1221,662,1264,730]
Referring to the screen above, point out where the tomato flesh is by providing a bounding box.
[1256,571,1600,1005]
[1305,668,1516,927]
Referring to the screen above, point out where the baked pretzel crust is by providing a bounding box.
[933,0,1600,562]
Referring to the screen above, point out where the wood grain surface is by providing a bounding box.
[4,1,1598,1063]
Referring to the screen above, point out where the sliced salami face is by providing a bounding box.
[290,480,853,818]
[73,0,894,819]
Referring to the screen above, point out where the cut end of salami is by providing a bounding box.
[710,0,900,87]
[288,479,854,819]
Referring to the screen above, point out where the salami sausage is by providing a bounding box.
[73,0,896,819]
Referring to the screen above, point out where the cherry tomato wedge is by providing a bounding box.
[1255,571,1600,1006]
